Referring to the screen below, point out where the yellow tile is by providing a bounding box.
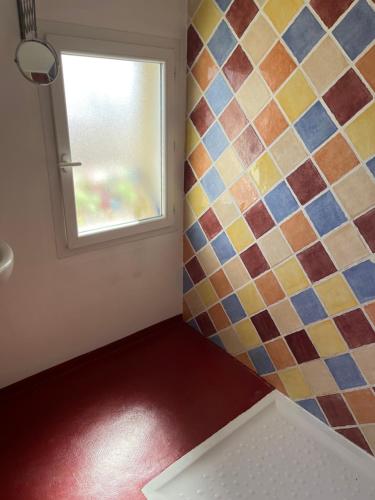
[212,191,239,227]
[186,119,200,155]
[276,70,316,122]
[192,0,221,42]
[186,73,202,115]
[235,319,262,349]
[226,218,254,252]
[223,257,249,289]
[216,147,243,185]
[334,167,375,219]
[237,282,265,316]
[279,367,312,400]
[270,128,307,175]
[324,223,368,270]
[184,288,205,316]
[249,152,282,195]
[242,14,277,65]
[345,103,375,160]
[269,299,303,335]
[184,200,196,229]
[264,0,304,33]
[219,327,245,355]
[237,71,271,121]
[197,245,220,275]
[307,319,347,357]
[258,227,292,267]
[186,183,209,217]
[274,257,310,296]
[196,279,219,308]
[315,274,358,315]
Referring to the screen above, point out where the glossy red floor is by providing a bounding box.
[0,316,272,499]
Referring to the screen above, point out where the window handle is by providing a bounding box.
[58,155,82,172]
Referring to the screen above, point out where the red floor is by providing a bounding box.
[0,316,272,499]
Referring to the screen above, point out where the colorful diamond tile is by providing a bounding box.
[297,398,327,424]
[226,0,258,38]
[344,388,375,424]
[208,20,237,66]
[365,302,375,327]
[297,242,336,283]
[186,119,200,155]
[186,221,207,252]
[355,208,375,252]
[334,167,375,219]
[356,45,375,91]
[254,100,288,146]
[192,49,218,91]
[344,260,375,303]
[255,270,285,305]
[263,0,304,33]
[185,256,206,284]
[197,244,220,275]
[295,101,337,153]
[219,327,246,354]
[249,153,282,195]
[215,0,232,11]
[248,345,275,375]
[187,317,200,331]
[334,309,375,349]
[291,288,327,325]
[203,122,229,161]
[307,319,347,357]
[269,299,303,335]
[223,46,253,92]
[210,269,233,299]
[279,366,312,400]
[209,334,225,349]
[313,133,358,184]
[216,147,243,185]
[213,191,238,227]
[186,183,210,217]
[265,337,295,370]
[285,330,319,363]
[190,97,215,136]
[300,359,339,395]
[282,7,325,63]
[226,217,255,252]
[235,319,262,349]
[305,191,347,237]
[222,293,247,323]
[368,157,375,178]
[317,393,356,426]
[323,69,372,126]
[345,103,375,161]
[205,73,233,115]
[311,0,355,28]
[185,287,206,316]
[196,279,219,307]
[315,274,357,315]
[337,427,372,454]
[324,224,368,270]
[242,13,277,65]
[362,425,375,455]
[237,282,265,316]
[259,41,297,92]
[193,0,222,42]
[264,181,299,223]
[280,211,317,253]
[211,231,237,264]
[183,268,194,293]
[196,311,217,336]
[325,353,366,390]
[230,174,259,212]
[187,73,202,115]
[199,208,223,240]
[276,70,317,123]
[219,99,248,140]
[187,25,203,67]
[333,0,375,60]
[209,302,231,331]
[201,167,226,202]
[237,71,271,121]
[234,125,265,167]
[184,161,197,193]
[240,243,270,278]
[183,234,195,263]
[188,143,211,178]
[353,346,375,386]
[263,373,288,395]
[287,159,326,205]
[275,257,309,296]
[244,200,275,238]
[251,310,280,341]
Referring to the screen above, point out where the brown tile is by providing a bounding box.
[310,0,355,28]
[354,208,375,252]
[210,269,233,299]
[199,208,222,240]
[184,161,197,193]
[344,389,375,424]
[254,100,288,146]
[182,299,192,321]
[287,159,326,205]
[219,99,248,141]
[240,243,269,278]
[251,310,280,342]
[297,242,336,283]
[334,309,375,349]
[244,200,275,238]
[230,175,259,212]
[208,303,231,331]
[235,352,256,370]
[260,41,296,92]
[192,48,218,90]
[188,143,211,178]
[223,45,253,92]
[265,337,295,369]
[226,0,258,37]
[356,45,375,92]
[183,234,195,263]
[285,330,319,363]
[336,427,372,454]
[263,373,288,395]
[190,97,215,136]
[255,271,285,306]
[317,393,356,427]
[185,256,206,283]
[187,24,203,67]
[314,133,358,184]
[195,311,216,336]
[280,211,317,252]
[234,126,265,167]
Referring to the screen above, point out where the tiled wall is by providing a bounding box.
[183,0,375,454]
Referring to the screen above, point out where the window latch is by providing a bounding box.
[58,155,82,172]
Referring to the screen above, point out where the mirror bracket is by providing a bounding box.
[16,0,37,40]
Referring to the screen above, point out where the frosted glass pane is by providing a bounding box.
[61,53,163,235]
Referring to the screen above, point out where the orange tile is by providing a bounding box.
[255,271,285,306]
[208,303,231,331]
[188,143,211,178]
[230,175,259,212]
[254,100,288,146]
[183,300,192,321]
[344,389,375,424]
[263,372,287,395]
[210,269,233,298]
[192,48,218,91]
[260,41,296,92]
[365,302,375,326]
[265,338,296,370]
[314,133,358,184]
[183,235,195,263]
[280,211,317,252]
[236,352,255,371]
[356,45,375,91]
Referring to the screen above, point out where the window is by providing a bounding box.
[48,35,176,249]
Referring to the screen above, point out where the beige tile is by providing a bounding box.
[196,245,220,276]
[216,147,243,185]
[242,14,277,65]
[300,360,339,396]
[270,128,307,175]
[184,200,196,229]
[324,223,369,269]
[223,257,250,290]
[258,226,292,267]
[184,288,205,316]
[361,425,375,454]
[237,71,271,121]
[334,167,375,219]
[219,327,245,355]
[268,299,303,335]
[302,36,349,94]
[213,191,239,228]
[352,344,375,385]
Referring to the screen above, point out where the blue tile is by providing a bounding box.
[248,346,275,375]
[325,354,366,390]
[222,294,246,323]
[211,232,236,264]
[215,0,232,12]
[210,334,226,350]
[183,268,193,293]
[291,288,327,325]
[205,73,233,116]
[200,167,226,202]
[333,0,375,60]
[295,102,337,153]
[264,181,299,223]
[283,7,325,62]
[203,123,229,161]
[344,260,375,303]
[367,157,375,178]
[305,191,347,236]
[297,399,327,424]
[208,20,237,66]
[187,318,200,332]
[186,222,207,252]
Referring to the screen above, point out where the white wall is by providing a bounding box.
[0,0,186,388]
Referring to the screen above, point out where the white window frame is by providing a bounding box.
[43,30,177,252]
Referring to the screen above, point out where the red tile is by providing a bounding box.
[195,312,216,336]
[187,24,203,67]
[184,161,197,193]
[334,309,375,349]
[226,0,258,37]
[354,208,375,252]
[310,0,355,28]
[190,97,215,136]
[323,69,372,125]
[240,243,269,278]
[219,98,249,141]
[297,242,336,283]
[199,208,223,240]
[336,427,372,455]
[185,256,206,283]
[244,200,275,238]
[287,159,326,205]
[234,126,265,167]
[251,310,280,342]
[285,330,319,363]
[223,46,253,92]
[317,393,356,427]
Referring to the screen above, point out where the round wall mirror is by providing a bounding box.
[15,39,59,86]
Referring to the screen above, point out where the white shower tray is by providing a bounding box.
[142,391,375,500]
